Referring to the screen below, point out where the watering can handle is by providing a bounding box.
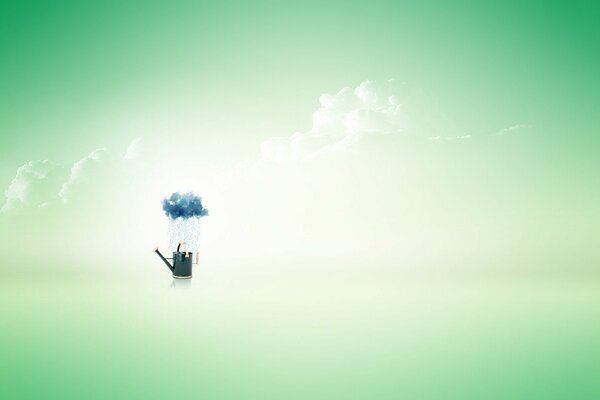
[177,242,188,252]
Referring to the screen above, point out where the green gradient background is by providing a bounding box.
[1,1,599,399]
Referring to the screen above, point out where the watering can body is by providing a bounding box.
[154,248,193,278]
[171,251,193,278]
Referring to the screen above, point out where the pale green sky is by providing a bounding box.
[1,4,600,397]
[1,0,598,166]
[0,0,598,274]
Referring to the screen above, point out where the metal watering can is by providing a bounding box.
[154,243,194,279]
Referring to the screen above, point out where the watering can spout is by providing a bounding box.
[153,247,174,273]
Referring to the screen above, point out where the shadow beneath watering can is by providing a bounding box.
[169,278,192,289]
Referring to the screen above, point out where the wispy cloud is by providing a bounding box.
[428,134,472,142]
[494,124,533,137]
[124,137,142,160]
[0,82,533,213]
[58,148,109,204]
[0,160,65,213]
[1,138,144,214]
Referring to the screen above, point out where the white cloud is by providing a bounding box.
[1,140,139,214]
[124,137,142,160]
[256,78,530,168]
[0,160,65,213]
[58,148,109,204]
[428,134,472,142]
[259,132,335,162]
[494,124,533,137]
[1,80,533,215]
[260,79,408,162]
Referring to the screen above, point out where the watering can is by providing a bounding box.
[153,243,194,279]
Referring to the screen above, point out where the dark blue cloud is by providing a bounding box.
[162,192,209,220]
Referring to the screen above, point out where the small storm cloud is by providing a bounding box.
[0,160,66,213]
